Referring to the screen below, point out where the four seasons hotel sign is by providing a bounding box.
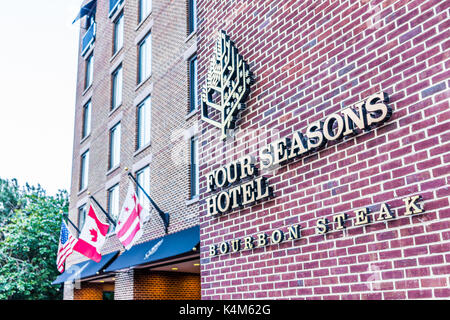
[200,31,425,256]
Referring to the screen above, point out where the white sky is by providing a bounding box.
[0,0,83,195]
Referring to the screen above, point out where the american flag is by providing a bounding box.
[56,220,77,273]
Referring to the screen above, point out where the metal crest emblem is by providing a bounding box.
[201,30,253,140]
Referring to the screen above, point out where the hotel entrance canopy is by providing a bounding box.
[105,226,199,272]
[52,251,119,285]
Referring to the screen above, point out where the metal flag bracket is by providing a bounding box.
[126,171,170,234]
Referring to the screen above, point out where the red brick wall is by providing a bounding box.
[198,0,450,299]
[73,283,106,300]
[134,270,201,300]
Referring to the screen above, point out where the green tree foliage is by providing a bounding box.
[0,181,68,300]
[0,179,21,227]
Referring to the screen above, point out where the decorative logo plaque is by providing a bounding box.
[201,30,253,140]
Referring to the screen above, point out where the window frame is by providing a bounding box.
[188,55,198,113]
[78,204,87,236]
[109,122,121,169]
[139,0,152,23]
[136,165,150,210]
[82,100,92,139]
[136,96,151,150]
[190,136,199,199]
[80,150,89,191]
[138,33,152,84]
[85,53,94,90]
[111,65,123,110]
[113,11,124,55]
[107,183,120,233]
[187,0,197,35]
[86,14,95,30]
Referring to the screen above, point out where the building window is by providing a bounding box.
[80,150,89,191]
[78,205,87,236]
[85,53,94,90]
[86,14,95,30]
[190,136,198,198]
[109,123,121,169]
[82,100,91,139]
[187,0,197,35]
[113,12,124,55]
[111,65,123,110]
[138,33,151,84]
[136,165,150,210]
[139,0,152,23]
[137,96,151,150]
[109,0,124,17]
[188,55,198,113]
[107,184,120,232]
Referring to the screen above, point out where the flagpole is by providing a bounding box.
[66,217,81,235]
[88,192,117,227]
[61,211,81,234]
[126,169,170,234]
[87,193,126,250]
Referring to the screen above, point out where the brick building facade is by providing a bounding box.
[59,0,450,300]
[198,0,450,300]
[61,0,201,300]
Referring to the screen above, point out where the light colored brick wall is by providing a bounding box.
[114,270,134,300]
[63,282,74,300]
[198,0,450,299]
[66,0,199,299]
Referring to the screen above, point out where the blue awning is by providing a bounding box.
[105,226,199,272]
[72,0,97,24]
[52,251,119,285]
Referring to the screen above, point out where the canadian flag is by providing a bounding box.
[73,205,109,262]
[116,183,150,250]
